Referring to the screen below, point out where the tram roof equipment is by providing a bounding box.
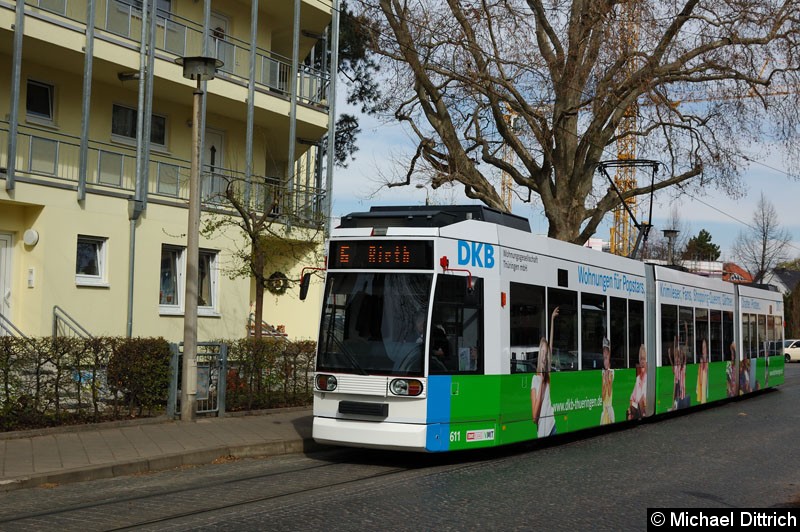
[338,205,531,232]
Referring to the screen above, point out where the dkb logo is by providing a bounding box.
[457,241,495,268]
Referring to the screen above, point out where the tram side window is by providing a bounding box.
[610,297,627,369]
[742,314,753,359]
[770,316,783,356]
[757,315,767,357]
[710,310,723,362]
[581,293,607,370]
[679,306,695,364]
[722,310,734,363]
[767,315,776,355]
[429,275,484,375]
[661,304,678,365]
[695,308,709,364]
[548,288,578,371]
[509,282,546,374]
[628,300,644,368]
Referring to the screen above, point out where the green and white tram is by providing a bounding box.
[308,206,784,451]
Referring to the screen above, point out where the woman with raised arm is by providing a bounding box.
[531,307,559,437]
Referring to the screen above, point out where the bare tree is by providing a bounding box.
[202,174,324,339]
[732,193,791,283]
[353,0,800,243]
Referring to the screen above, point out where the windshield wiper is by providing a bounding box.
[324,322,368,376]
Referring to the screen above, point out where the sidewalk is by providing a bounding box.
[0,407,321,492]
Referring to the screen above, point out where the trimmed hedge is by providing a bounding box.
[224,338,315,411]
[107,337,172,416]
[0,336,316,431]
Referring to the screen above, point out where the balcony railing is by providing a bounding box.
[20,0,330,107]
[0,123,326,228]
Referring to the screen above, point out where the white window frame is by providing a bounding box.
[26,79,55,125]
[111,103,168,148]
[159,245,185,315]
[198,249,220,315]
[76,236,109,287]
[159,246,220,316]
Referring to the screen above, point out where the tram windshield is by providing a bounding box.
[316,272,433,376]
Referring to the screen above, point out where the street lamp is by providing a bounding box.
[175,56,222,421]
[415,184,430,206]
[662,228,679,265]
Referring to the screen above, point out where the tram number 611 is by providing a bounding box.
[449,431,461,442]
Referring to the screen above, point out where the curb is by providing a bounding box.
[0,436,327,493]
[0,416,173,441]
[0,406,313,441]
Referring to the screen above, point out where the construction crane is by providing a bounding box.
[610,0,642,256]
[500,103,517,211]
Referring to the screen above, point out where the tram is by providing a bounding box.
[307,205,785,451]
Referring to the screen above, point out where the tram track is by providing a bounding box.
[0,454,355,527]
[105,464,409,531]
[0,449,475,531]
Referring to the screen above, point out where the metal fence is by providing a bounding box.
[169,342,228,417]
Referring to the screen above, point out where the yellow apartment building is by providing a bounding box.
[0,0,336,342]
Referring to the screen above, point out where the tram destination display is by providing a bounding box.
[328,240,433,269]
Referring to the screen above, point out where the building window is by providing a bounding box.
[159,246,219,314]
[160,246,183,308]
[26,80,54,123]
[198,250,218,309]
[76,236,108,286]
[112,104,167,146]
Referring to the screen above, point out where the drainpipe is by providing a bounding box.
[140,0,157,210]
[6,1,25,191]
[287,0,300,216]
[126,199,144,337]
[245,0,259,208]
[134,0,149,207]
[78,0,96,202]
[200,0,211,185]
[324,0,341,235]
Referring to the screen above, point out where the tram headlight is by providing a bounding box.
[389,379,423,397]
[315,374,337,391]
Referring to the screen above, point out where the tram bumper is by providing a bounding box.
[313,416,429,451]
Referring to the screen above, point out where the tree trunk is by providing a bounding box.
[253,244,266,340]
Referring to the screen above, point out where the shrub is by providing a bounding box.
[107,337,171,416]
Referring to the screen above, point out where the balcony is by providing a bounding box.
[0,121,326,228]
[17,0,331,107]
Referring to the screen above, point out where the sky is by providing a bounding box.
[328,102,800,264]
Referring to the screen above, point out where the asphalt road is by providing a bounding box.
[1,365,799,531]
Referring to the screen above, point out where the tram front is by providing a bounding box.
[312,239,439,451]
